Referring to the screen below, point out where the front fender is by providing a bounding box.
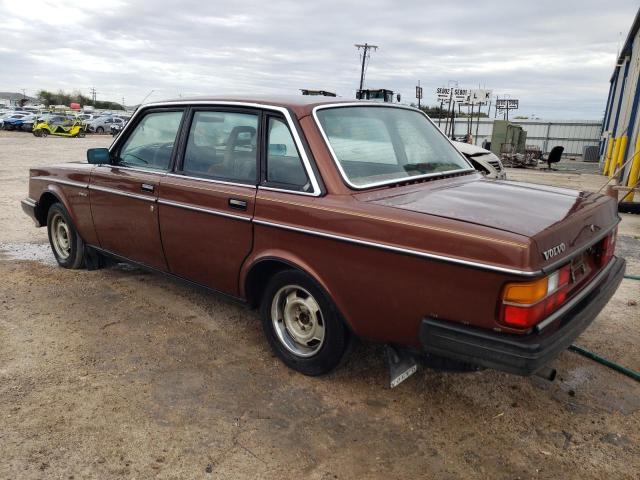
[42,184,78,225]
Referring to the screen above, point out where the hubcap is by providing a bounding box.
[271,285,325,357]
[51,213,71,260]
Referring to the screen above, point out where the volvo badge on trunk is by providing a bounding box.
[542,243,566,260]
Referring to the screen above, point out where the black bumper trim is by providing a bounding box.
[21,198,40,227]
[419,256,626,376]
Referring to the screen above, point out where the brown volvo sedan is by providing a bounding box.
[22,96,625,380]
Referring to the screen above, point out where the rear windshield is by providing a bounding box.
[315,106,471,188]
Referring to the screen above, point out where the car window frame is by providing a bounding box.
[312,103,475,190]
[173,106,263,186]
[260,113,311,193]
[110,106,187,173]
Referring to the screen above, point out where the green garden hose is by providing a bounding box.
[623,274,640,280]
[569,345,640,383]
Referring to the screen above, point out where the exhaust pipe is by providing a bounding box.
[534,366,557,382]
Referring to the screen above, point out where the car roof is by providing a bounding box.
[144,95,409,118]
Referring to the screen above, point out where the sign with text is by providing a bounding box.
[469,89,492,105]
[453,88,469,102]
[436,87,451,101]
[416,86,423,100]
[496,99,519,110]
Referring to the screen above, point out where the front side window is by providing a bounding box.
[118,110,184,171]
[182,111,259,183]
[265,117,310,191]
[316,106,471,188]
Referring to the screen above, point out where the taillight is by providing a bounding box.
[598,229,617,268]
[500,265,571,329]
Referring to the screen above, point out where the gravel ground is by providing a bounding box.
[0,131,639,479]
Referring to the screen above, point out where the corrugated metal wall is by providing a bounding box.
[600,10,640,184]
[438,119,602,156]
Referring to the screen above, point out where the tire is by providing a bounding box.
[41,130,48,138]
[260,270,351,376]
[46,203,85,269]
[96,126,104,134]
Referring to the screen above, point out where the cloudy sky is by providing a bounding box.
[0,0,637,118]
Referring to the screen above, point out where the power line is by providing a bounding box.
[354,43,378,92]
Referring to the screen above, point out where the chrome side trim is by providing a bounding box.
[111,101,322,197]
[108,165,169,175]
[311,103,475,190]
[158,199,251,222]
[166,172,257,190]
[21,198,37,207]
[535,257,618,331]
[258,185,313,195]
[253,219,540,277]
[88,185,155,202]
[32,177,88,189]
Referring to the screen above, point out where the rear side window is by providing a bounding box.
[265,117,310,191]
[118,110,184,171]
[182,111,259,183]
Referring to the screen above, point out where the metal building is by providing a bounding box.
[600,8,640,199]
[449,118,602,156]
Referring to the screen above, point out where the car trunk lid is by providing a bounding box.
[357,176,618,269]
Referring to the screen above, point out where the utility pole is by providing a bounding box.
[354,43,378,93]
[89,87,97,105]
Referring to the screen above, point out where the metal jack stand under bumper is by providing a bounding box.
[385,345,418,388]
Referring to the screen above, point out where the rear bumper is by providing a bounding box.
[419,256,626,376]
[21,198,40,227]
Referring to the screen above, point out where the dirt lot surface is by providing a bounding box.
[1,131,639,479]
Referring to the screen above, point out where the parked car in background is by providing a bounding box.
[77,113,95,123]
[22,96,624,383]
[87,116,124,133]
[110,120,127,136]
[33,117,86,138]
[20,114,38,131]
[1,113,28,130]
[452,141,506,179]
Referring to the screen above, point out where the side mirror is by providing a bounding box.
[87,148,110,164]
[396,94,402,102]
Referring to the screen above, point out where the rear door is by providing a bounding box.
[158,107,260,296]
[90,108,185,270]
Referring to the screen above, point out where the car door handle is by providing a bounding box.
[141,183,155,193]
[228,198,247,210]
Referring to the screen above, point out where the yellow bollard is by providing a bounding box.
[609,137,622,177]
[616,135,628,171]
[623,136,640,201]
[604,137,616,175]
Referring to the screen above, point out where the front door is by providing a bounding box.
[158,108,259,296]
[90,108,185,270]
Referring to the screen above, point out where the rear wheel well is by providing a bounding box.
[244,259,296,308]
[37,192,60,226]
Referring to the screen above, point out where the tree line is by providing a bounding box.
[410,103,489,118]
[36,90,124,110]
